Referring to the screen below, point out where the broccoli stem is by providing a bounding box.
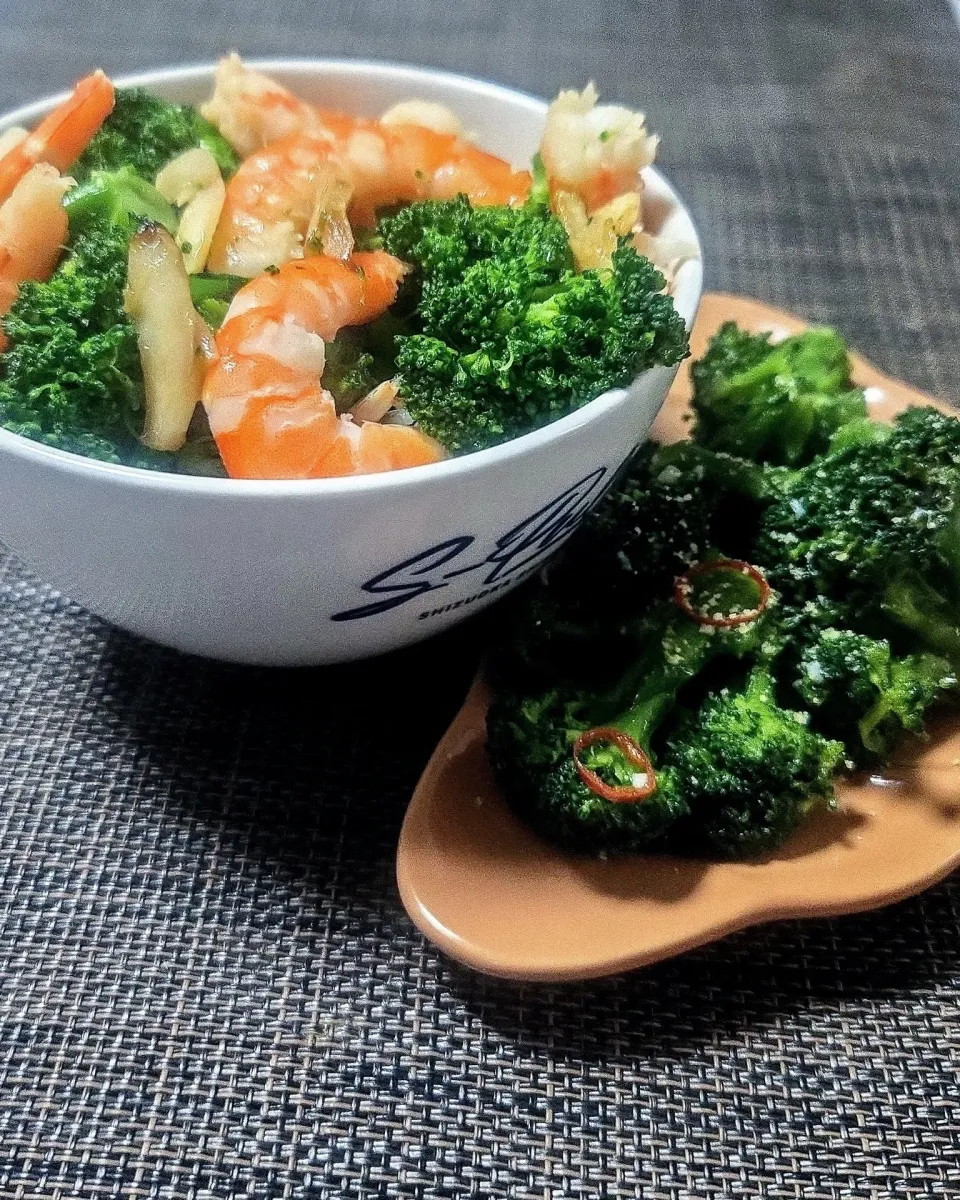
[883,575,960,666]
[528,152,551,210]
[652,441,786,504]
[64,166,177,236]
[601,623,713,740]
[188,273,246,329]
[858,693,901,752]
[187,272,246,306]
[576,605,774,786]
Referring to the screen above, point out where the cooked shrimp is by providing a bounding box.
[202,250,445,478]
[0,127,28,160]
[350,120,530,223]
[208,122,530,274]
[0,71,114,204]
[538,82,658,212]
[206,135,341,277]
[380,100,465,137]
[0,163,72,350]
[203,55,467,152]
[199,53,334,158]
[202,56,530,275]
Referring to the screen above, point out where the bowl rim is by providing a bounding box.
[0,57,703,499]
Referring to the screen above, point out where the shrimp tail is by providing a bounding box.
[352,250,409,323]
[0,71,115,204]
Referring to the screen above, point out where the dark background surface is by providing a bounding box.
[2,2,960,1196]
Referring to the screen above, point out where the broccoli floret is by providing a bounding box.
[489,443,729,683]
[378,195,688,453]
[794,628,955,767]
[487,682,690,854]
[577,445,720,594]
[323,346,379,410]
[487,593,777,855]
[691,322,866,466]
[662,667,843,858]
[0,222,142,459]
[757,406,960,666]
[0,168,213,470]
[73,88,238,181]
[491,438,786,687]
[651,439,789,505]
[319,312,412,410]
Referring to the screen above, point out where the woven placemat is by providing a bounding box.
[2,1,960,1195]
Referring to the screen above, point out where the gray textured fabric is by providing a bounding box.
[2,1,960,1196]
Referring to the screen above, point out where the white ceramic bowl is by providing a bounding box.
[0,60,702,665]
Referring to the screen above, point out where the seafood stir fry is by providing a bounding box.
[0,56,695,479]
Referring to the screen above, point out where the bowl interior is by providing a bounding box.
[0,60,703,494]
[133,61,703,326]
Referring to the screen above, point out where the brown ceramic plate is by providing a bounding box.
[397,293,960,983]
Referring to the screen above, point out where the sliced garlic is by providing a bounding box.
[156,147,226,273]
[349,379,400,424]
[125,223,202,451]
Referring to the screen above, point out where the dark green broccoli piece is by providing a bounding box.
[691,322,866,466]
[487,319,960,861]
[651,438,789,505]
[489,442,726,683]
[756,406,960,666]
[491,438,783,686]
[577,444,720,593]
[794,628,955,767]
[378,195,688,453]
[322,345,379,410]
[500,743,691,855]
[73,88,238,181]
[662,667,843,858]
[318,312,412,411]
[487,593,777,855]
[487,678,690,854]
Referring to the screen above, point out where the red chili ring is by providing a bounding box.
[674,558,771,628]
[572,727,657,803]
